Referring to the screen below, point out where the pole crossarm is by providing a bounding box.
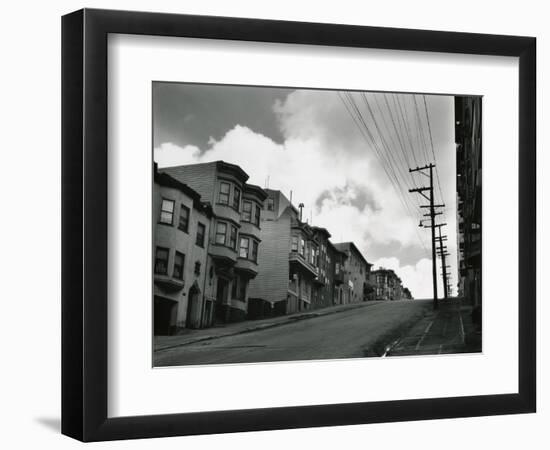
[409,163,439,309]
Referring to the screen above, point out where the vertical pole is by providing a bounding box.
[438,226,449,299]
[429,164,439,310]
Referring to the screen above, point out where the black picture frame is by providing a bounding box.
[61,8,536,442]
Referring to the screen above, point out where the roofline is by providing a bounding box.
[154,171,214,218]
[332,241,371,267]
[244,183,268,201]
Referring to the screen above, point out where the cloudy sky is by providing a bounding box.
[153,82,458,299]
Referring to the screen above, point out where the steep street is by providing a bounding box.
[154,300,434,366]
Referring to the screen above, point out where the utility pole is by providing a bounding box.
[409,163,443,310]
[435,224,449,300]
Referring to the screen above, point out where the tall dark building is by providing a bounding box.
[455,96,482,308]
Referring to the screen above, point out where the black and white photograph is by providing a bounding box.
[152,83,482,367]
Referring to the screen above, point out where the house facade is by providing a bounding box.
[162,161,267,324]
[248,189,326,317]
[332,242,372,303]
[370,268,410,301]
[153,171,213,335]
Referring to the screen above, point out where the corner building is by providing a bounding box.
[162,161,267,324]
[153,171,213,335]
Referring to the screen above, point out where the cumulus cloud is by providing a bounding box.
[154,89,456,298]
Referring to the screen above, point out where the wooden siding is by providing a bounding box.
[248,214,291,304]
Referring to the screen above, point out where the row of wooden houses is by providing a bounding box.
[153,161,412,335]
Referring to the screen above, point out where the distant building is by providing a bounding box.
[162,161,267,324]
[332,242,372,303]
[153,170,213,335]
[455,96,482,307]
[370,268,410,301]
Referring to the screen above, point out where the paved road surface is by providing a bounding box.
[154,300,432,367]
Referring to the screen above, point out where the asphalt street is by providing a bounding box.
[154,299,433,367]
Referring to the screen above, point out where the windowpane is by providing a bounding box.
[173,251,185,280]
[299,238,305,256]
[215,222,227,244]
[229,226,237,249]
[239,237,249,258]
[219,182,230,205]
[154,247,169,275]
[233,187,241,211]
[254,205,261,226]
[242,201,252,222]
[291,236,298,252]
[179,204,190,232]
[252,240,259,262]
[196,222,205,247]
[159,199,175,225]
[267,198,274,211]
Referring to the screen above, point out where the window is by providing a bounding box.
[266,198,274,211]
[219,182,230,205]
[291,236,299,252]
[336,263,340,274]
[229,225,238,250]
[159,199,175,225]
[251,240,259,263]
[242,201,252,222]
[232,275,247,301]
[254,205,261,226]
[299,238,305,256]
[215,222,227,245]
[173,251,185,280]
[178,204,190,232]
[194,261,201,275]
[154,247,169,275]
[196,222,205,247]
[233,187,241,211]
[239,236,249,258]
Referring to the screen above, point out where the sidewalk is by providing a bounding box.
[384,299,481,356]
[154,301,383,352]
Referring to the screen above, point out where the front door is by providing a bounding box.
[215,278,229,323]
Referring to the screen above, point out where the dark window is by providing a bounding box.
[267,198,274,211]
[159,199,175,225]
[254,205,261,226]
[232,275,247,301]
[239,236,249,258]
[251,240,259,263]
[173,251,185,280]
[242,201,252,222]
[194,261,201,275]
[215,222,227,245]
[154,247,169,275]
[291,236,299,252]
[233,187,241,211]
[219,182,230,205]
[178,204,190,232]
[196,222,206,247]
[229,225,238,250]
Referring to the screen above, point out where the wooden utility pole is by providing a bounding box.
[435,224,449,299]
[409,163,444,310]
